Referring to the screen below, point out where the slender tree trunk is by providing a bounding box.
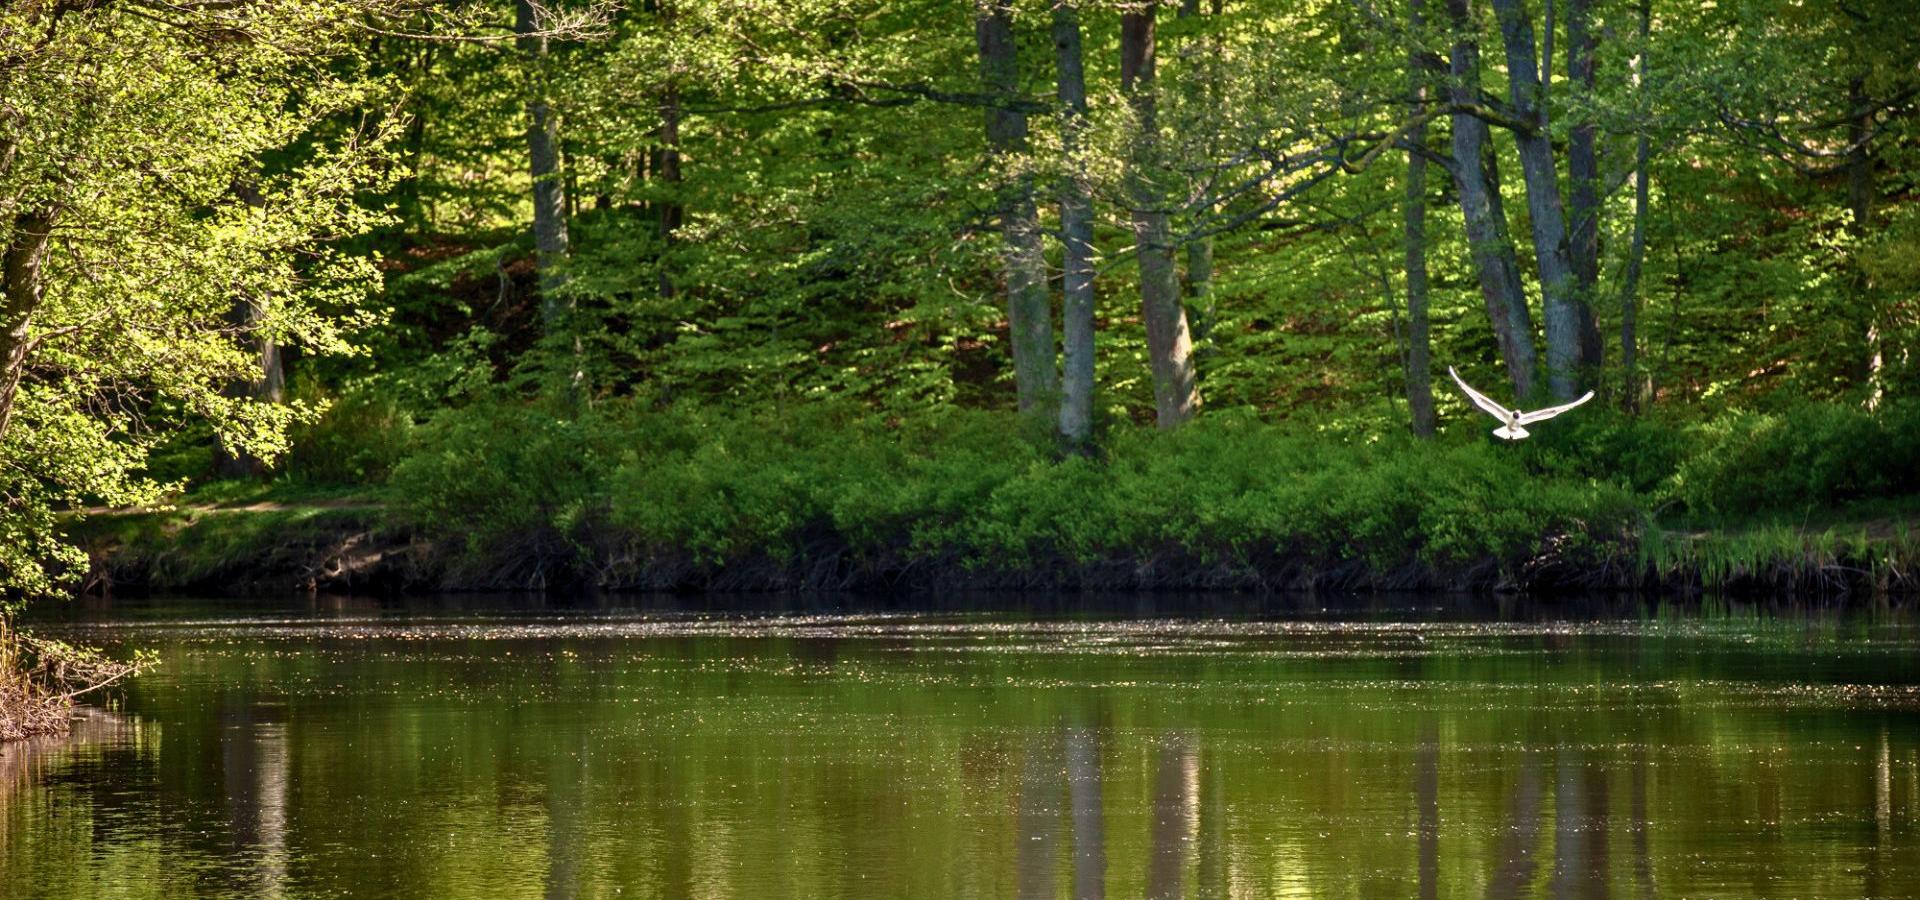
[1053,0,1096,445]
[1444,0,1536,398]
[395,49,435,229]
[655,81,683,297]
[1620,0,1650,410]
[1566,0,1605,371]
[517,0,570,326]
[1847,77,1881,408]
[1177,0,1215,347]
[213,299,288,478]
[655,87,682,240]
[1404,0,1436,437]
[978,0,1059,417]
[214,177,286,478]
[0,210,56,445]
[1123,6,1201,428]
[1490,0,1590,400]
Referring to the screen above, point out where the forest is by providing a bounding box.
[2,0,1919,607]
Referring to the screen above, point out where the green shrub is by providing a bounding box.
[283,384,414,487]
[380,397,1907,584]
[1525,407,1688,497]
[1675,401,1920,518]
[388,400,635,566]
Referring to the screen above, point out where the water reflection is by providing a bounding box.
[221,701,289,898]
[5,601,1920,898]
[1065,726,1105,900]
[1146,732,1198,900]
[1487,755,1545,899]
[1417,720,1440,900]
[1629,746,1654,900]
[1017,734,1060,900]
[545,731,589,900]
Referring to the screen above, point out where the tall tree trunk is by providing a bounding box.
[517,0,570,327]
[212,298,288,478]
[0,210,56,445]
[1490,0,1590,401]
[395,49,435,230]
[214,178,285,478]
[1848,77,1881,408]
[1404,0,1436,437]
[1177,0,1215,349]
[1122,6,1201,428]
[655,82,683,297]
[977,0,1059,417]
[1444,0,1536,398]
[1619,0,1650,410]
[1053,0,1097,445]
[1566,0,1605,371]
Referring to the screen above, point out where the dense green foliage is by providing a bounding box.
[0,0,400,598]
[4,0,1919,597]
[363,398,1899,588]
[393,403,1641,572]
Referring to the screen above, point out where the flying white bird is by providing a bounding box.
[1448,366,1593,440]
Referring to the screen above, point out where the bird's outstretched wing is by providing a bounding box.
[1448,366,1514,420]
[1517,390,1595,425]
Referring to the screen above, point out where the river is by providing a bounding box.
[3,594,1917,898]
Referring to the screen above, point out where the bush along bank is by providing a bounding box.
[76,399,1920,599]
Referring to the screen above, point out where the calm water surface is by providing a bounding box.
[4,595,1920,898]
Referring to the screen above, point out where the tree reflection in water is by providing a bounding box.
[5,605,1920,899]
[1066,726,1105,900]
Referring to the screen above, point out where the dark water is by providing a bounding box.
[5,594,1920,899]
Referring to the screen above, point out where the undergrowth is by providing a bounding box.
[86,397,1920,595]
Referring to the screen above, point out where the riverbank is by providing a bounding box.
[75,499,1920,598]
[71,483,1920,594]
[62,401,1920,600]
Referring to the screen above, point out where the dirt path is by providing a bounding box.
[78,497,386,517]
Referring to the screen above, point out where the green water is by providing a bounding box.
[4,596,1919,898]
